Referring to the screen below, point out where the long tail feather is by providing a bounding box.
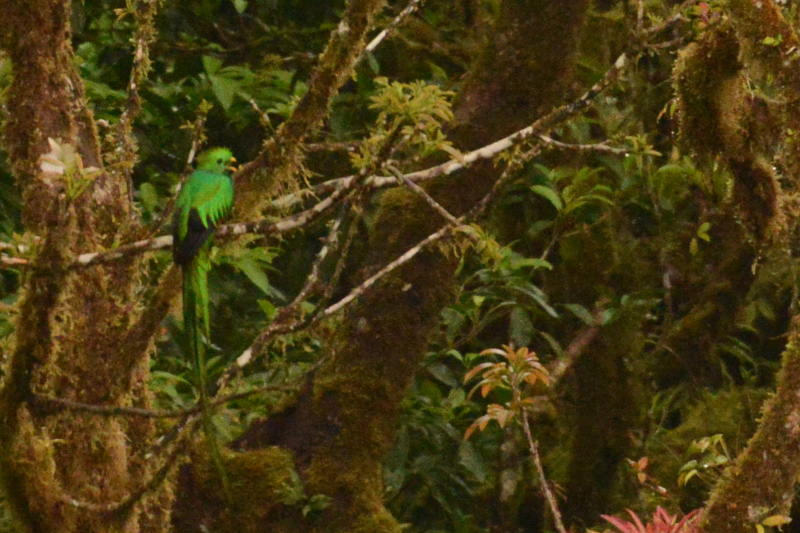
[183,259,232,503]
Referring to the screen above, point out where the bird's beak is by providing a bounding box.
[227,156,238,173]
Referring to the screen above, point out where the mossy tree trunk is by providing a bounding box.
[672,2,800,531]
[0,1,165,531]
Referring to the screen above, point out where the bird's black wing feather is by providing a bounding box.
[172,208,217,266]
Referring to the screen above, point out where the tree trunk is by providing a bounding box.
[0,1,164,531]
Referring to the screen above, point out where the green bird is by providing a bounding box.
[172,147,235,498]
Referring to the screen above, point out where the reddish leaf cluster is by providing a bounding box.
[600,507,701,533]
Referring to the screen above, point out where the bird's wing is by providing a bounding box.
[191,172,234,228]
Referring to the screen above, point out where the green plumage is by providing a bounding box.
[172,147,235,501]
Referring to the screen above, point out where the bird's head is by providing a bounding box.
[197,147,237,174]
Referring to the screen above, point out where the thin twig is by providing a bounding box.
[549,310,604,383]
[537,135,629,155]
[0,255,28,267]
[522,411,568,533]
[357,0,426,63]
[305,141,360,153]
[387,164,461,225]
[636,0,645,37]
[233,203,350,371]
[30,379,303,420]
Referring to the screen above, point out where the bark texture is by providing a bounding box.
[0,1,163,531]
[673,2,800,531]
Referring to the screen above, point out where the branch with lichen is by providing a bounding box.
[235,0,387,217]
[47,53,629,272]
[272,55,630,211]
[356,0,426,63]
[107,0,162,209]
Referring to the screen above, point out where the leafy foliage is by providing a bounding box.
[463,345,550,440]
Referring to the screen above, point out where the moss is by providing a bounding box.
[174,446,302,533]
[0,1,158,531]
[350,509,403,533]
[673,25,742,159]
[701,319,800,532]
[561,315,642,524]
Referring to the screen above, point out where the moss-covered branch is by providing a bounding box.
[235,0,387,217]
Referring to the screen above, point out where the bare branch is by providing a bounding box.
[234,204,350,371]
[387,164,461,225]
[30,380,304,420]
[0,255,28,267]
[536,135,629,155]
[358,0,426,62]
[522,411,569,533]
[273,52,630,210]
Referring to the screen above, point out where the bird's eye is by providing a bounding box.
[217,158,223,164]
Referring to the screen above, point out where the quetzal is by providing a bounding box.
[172,147,235,498]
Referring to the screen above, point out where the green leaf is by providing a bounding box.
[231,0,248,13]
[459,440,489,483]
[258,299,277,320]
[531,184,563,211]
[210,75,239,110]
[697,222,711,242]
[762,515,791,528]
[599,308,618,325]
[366,52,380,74]
[526,220,553,239]
[427,362,460,387]
[509,285,559,318]
[138,182,158,213]
[202,55,223,76]
[507,257,553,271]
[509,307,534,347]
[564,303,594,325]
[303,494,333,517]
[238,257,271,294]
[689,237,699,256]
[538,331,563,356]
